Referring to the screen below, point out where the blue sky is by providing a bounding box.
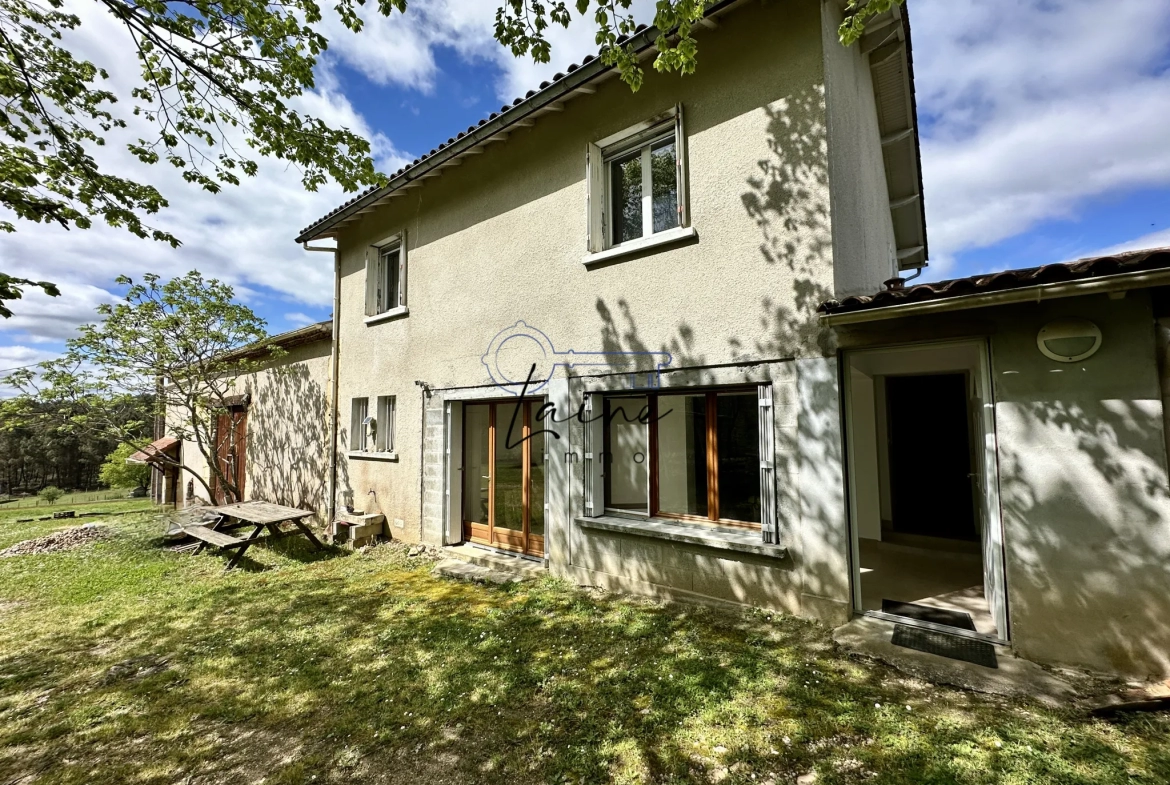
[2,0,1169,384]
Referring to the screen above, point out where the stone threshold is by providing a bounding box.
[577,515,789,560]
[442,543,548,578]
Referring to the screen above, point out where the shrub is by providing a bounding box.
[99,443,152,489]
[38,486,64,504]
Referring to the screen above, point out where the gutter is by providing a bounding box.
[302,240,341,525]
[820,268,1170,326]
[294,0,747,244]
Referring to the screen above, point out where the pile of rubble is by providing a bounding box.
[0,524,110,558]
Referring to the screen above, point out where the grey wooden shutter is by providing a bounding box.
[758,383,778,543]
[582,393,604,516]
[674,103,689,227]
[586,143,605,252]
[364,248,376,316]
[397,236,407,308]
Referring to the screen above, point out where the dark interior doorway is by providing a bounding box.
[886,373,977,542]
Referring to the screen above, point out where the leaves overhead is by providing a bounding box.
[0,272,58,318]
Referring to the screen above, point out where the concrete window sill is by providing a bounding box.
[347,451,398,462]
[577,514,788,559]
[364,306,409,326]
[581,226,697,267]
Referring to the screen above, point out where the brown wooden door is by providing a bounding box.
[212,409,248,504]
[461,400,544,557]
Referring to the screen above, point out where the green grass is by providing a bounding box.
[0,488,138,510]
[0,508,1166,784]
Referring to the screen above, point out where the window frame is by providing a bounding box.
[350,397,369,452]
[585,105,692,264]
[364,231,408,324]
[601,385,763,530]
[375,395,396,453]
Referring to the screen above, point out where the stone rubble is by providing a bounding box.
[0,524,111,558]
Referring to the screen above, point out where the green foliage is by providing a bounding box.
[0,0,387,250]
[36,484,62,503]
[0,272,59,318]
[4,270,280,503]
[491,0,899,92]
[98,443,152,489]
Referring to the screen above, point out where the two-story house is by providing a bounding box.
[171,0,1170,681]
[297,0,922,630]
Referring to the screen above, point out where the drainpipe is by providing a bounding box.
[414,379,432,541]
[303,240,341,528]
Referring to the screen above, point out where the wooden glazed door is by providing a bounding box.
[461,400,544,557]
[213,408,248,504]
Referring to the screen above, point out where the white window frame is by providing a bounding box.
[364,232,408,325]
[584,104,695,266]
[375,395,396,453]
[350,397,369,451]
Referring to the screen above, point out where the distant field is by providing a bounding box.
[0,489,140,510]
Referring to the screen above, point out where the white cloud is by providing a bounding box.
[0,1,410,344]
[911,0,1170,265]
[1092,228,1170,259]
[284,312,320,327]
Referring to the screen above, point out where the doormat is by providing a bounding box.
[882,599,977,631]
[891,625,999,669]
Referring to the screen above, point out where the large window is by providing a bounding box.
[602,389,762,527]
[365,233,407,321]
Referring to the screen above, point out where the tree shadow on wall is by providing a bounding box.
[996,397,1170,676]
[587,84,847,606]
[241,363,330,521]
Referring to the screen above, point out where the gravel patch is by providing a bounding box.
[0,524,111,558]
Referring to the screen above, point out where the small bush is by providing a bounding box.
[38,486,64,505]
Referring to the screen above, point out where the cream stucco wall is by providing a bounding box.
[171,339,332,522]
[333,0,851,545]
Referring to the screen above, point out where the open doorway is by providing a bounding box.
[844,341,1007,641]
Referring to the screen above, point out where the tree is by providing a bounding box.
[0,0,894,315]
[4,271,283,504]
[37,485,63,504]
[0,273,59,318]
[99,443,152,489]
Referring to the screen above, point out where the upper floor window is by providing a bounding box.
[365,233,407,322]
[586,105,691,261]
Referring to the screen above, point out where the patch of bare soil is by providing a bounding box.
[0,524,111,558]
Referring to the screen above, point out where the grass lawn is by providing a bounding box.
[0,507,1166,784]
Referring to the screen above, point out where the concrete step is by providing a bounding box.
[441,543,547,579]
[433,559,527,586]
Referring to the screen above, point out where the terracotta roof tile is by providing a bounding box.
[819,247,1170,316]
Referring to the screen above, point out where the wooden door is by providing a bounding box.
[461,400,544,557]
[213,408,248,504]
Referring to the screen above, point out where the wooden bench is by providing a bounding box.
[183,524,255,570]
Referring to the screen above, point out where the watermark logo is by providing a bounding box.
[480,320,672,395]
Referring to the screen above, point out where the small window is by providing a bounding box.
[351,397,369,451]
[365,234,407,318]
[375,395,396,453]
[587,106,688,254]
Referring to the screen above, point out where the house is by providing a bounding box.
[819,247,1170,677]
[297,0,929,639]
[165,320,334,520]
[174,0,1170,679]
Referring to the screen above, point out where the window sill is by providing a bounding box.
[582,226,697,267]
[576,514,787,559]
[364,306,409,326]
[346,451,398,462]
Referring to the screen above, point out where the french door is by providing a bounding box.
[462,399,545,557]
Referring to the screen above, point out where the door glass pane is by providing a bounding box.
[610,150,643,245]
[717,393,761,523]
[528,403,545,541]
[605,396,649,513]
[650,138,678,234]
[494,401,525,532]
[462,404,491,525]
[656,394,708,517]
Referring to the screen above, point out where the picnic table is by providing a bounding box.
[182,501,325,570]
